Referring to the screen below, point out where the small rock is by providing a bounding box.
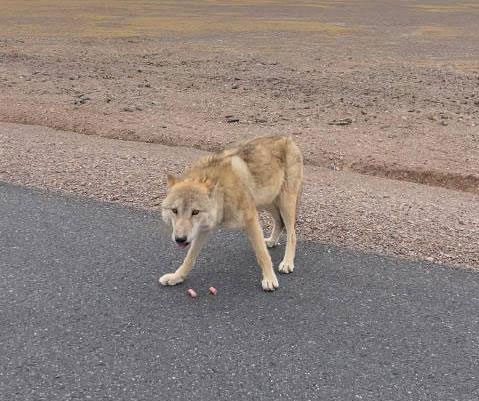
[426,256,434,262]
[74,97,90,105]
[122,107,134,112]
[231,85,239,89]
[328,118,352,126]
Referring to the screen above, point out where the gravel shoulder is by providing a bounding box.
[1,122,477,268]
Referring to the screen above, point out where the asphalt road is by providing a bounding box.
[1,182,478,401]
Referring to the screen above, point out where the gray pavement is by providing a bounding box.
[1,182,478,401]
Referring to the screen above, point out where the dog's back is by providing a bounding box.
[188,136,303,207]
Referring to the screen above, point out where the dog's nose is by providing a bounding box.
[175,236,188,244]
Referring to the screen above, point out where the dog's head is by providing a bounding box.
[161,174,219,248]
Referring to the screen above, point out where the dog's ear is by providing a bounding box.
[166,174,177,189]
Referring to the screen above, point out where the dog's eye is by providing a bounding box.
[192,209,200,216]
[172,208,178,214]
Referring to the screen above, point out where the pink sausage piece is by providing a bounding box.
[208,287,217,295]
[187,288,198,298]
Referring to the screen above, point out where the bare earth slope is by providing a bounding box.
[0,0,478,267]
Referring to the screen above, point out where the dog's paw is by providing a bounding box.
[159,273,184,286]
[261,273,279,291]
[265,237,280,248]
[278,260,294,274]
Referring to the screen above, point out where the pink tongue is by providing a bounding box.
[177,242,189,248]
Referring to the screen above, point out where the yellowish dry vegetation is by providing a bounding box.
[414,26,461,37]
[0,0,349,37]
[413,3,479,13]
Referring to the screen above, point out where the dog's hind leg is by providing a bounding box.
[265,205,284,248]
[277,139,303,274]
[277,191,298,274]
[159,231,209,286]
[244,211,279,291]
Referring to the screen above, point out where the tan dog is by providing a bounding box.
[160,135,303,291]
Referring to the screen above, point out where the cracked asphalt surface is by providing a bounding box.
[1,182,478,400]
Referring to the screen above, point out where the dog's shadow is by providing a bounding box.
[180,229,288,295]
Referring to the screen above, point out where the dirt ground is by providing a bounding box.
[0,0,478,267]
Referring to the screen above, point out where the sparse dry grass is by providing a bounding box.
[413,3,479,13]
[0,0,350,37]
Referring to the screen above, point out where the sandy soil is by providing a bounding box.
[0,0,478,267]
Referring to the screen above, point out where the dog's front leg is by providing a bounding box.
[159,232,209,286]
[245,213,279,291]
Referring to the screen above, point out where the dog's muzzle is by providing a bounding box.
[175,236,190,248]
